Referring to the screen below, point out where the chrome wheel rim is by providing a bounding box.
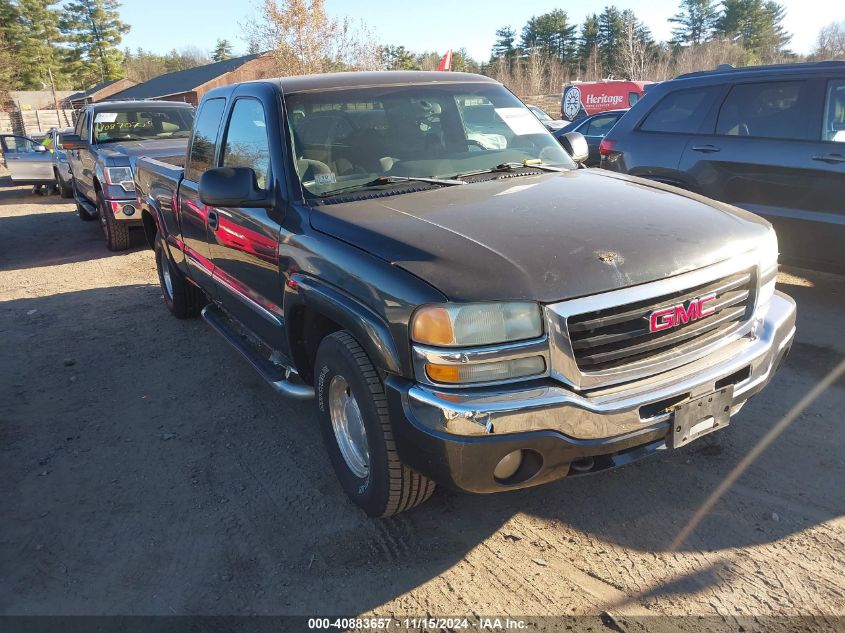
[159,248,173,299]
[328,374,369,479]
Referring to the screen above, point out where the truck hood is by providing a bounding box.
[310,169,772,303]
[97,138,188,169]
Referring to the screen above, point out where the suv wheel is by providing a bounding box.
[73,181,96,221]
[97,191,130,251]
[154,231,204,319]
[315,331,435,516]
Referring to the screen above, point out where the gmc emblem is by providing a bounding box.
[648,294,717,333]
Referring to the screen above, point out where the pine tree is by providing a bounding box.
[598,6,625,76]
[212,38,233,62]
[670,0,719,45]
[59,0,129,87]
[579,13,601,77]
[492,26,516,59]
[717,0,790,62]
[0,0,65,89]
[520,10,577,67]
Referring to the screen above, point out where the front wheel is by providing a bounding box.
[315,331,435,516]
[98,191,130,251]
[57,173,73,198]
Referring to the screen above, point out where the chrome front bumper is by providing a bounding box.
[404,291,796,441]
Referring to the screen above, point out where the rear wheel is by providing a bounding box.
[315,331,435,516]
[154,231,204,319]
[98,191,130,251]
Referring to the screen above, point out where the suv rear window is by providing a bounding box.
[716,81,805,140]
[640,86,718,134]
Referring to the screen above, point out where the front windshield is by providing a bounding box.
[285,82,575,197]
[92,108,195,144]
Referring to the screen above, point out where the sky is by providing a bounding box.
[119,0,843,61]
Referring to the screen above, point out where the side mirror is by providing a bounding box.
[559,131,589,165]
[34,144,48,152]
[199,167,272,208]
[61,134,86,150]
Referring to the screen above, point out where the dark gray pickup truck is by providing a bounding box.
[62,100,194,250]
[134,71,796,516]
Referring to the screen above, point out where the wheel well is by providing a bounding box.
[141,210,157,249]
[288,306,343,385]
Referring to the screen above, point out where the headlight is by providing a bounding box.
[756,228,779,306]
[105,166,135,192]
[411,302,543,347]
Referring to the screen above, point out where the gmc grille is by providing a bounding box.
[567,270,755,372]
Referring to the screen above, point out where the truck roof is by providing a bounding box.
[273,71,499,94]
[86,100,194,111]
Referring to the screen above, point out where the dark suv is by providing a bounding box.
[601,61,845,271]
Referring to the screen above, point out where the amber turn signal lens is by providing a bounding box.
[412,307,454,345]
[425,364,461,383]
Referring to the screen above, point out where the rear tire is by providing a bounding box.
[154,231,204,319]
[315,331,436,517]
[98,190,130,251]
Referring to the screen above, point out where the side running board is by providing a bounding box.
[201,304,314,400]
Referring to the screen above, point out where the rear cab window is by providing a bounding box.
[822,79,845,143]
[640,86,720,134]
[186,98,226,182]
[716,81,808,140]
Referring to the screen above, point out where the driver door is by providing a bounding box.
[0,135,54,182]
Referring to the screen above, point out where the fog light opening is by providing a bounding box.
[122,204,136,217]
[494,449,543,485]
[570,456,595,473]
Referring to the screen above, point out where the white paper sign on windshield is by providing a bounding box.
[494,108,548,136]
[94,112,118,123]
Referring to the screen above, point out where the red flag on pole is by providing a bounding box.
[437,49,453,71]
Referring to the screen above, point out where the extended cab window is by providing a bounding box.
[640,86,718,134]
[221,99,271,190]
[186,98,225,182]
[716,81,806,140]
[823,79,845,142]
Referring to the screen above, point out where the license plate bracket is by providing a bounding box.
[670,386,733,449]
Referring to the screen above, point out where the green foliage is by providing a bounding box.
[669,0,719,45]
[598,6,625,73]
[520,9,577,68]
[60,0,129,87]
[1,0,66,89]
[381,44,417,70]
[212,38,233,62]
[492,26,516,59]
[716,0,790,61]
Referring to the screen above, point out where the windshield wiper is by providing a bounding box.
[318,175,465,198]
[452,160,565,180]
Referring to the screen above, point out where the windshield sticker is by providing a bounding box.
[494,108,548,136]
[94,112,118,123]
[96,121,153,131]
[315,173,337,185]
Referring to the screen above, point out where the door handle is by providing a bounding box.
[690,145,721,153]
[812,154,845,164]
[207,209,219,231]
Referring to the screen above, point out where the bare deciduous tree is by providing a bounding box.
[246,0,382,76]
[812,21,845,60]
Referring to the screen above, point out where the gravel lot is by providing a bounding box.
[1,179,844,630]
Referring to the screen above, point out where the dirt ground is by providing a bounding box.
[1,179,844,631]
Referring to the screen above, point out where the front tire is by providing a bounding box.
[315,331,435,516]
[154,231,204,319]
[57,173,73,198]
[98,191,130,251]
